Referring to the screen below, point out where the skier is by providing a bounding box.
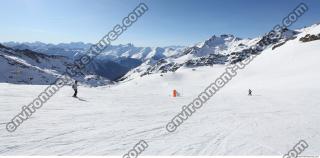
[248,89,252,96]
[72,81,78,97]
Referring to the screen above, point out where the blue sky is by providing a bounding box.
[0,0,319,47]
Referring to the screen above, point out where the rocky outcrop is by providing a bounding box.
[300,34,320,42]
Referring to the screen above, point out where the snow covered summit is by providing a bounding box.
[120,26,304,81]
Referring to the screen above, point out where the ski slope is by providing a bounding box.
[1,28,320,155]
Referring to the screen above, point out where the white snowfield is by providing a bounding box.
[1,26,320,155]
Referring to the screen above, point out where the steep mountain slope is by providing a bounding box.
[0,44,109,85]
[86,58,133,81]
[0,24,319,155]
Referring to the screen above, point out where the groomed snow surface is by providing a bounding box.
[1,31,320,155]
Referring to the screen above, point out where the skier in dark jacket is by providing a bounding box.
[72,81,78,97]
[248,89,252,96]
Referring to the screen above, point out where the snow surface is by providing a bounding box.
[1,26,320,155]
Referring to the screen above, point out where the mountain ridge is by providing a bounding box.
[2,23,320,85]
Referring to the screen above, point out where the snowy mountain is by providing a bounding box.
[3,41,91,58]
[120,28,301,81]
[94,43,186,61]
[2,42,185,81]
[1,23,320,155]
[2,42,186,62]
[0,44,110,86]
[2,24,319,84]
